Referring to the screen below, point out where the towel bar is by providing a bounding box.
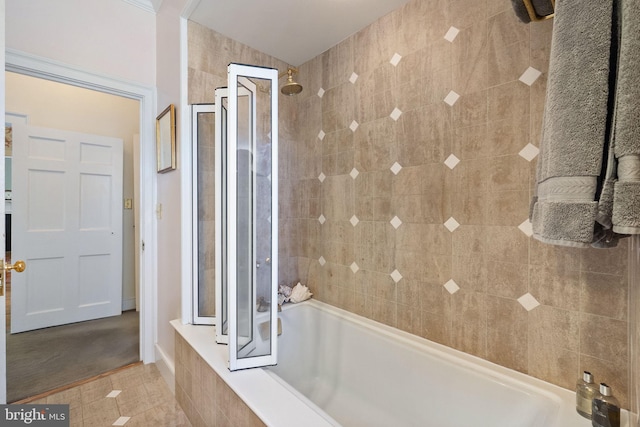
[523,0,555,22]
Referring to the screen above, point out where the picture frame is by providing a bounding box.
[156,104,176,173]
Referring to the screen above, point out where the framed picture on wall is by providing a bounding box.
[156,104,176,173]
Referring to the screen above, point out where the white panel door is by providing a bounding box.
[11,123,123,333]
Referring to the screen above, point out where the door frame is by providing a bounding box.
[4,49,157,365]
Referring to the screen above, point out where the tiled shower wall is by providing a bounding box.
[188,0,630,410]
[286,0,630,408]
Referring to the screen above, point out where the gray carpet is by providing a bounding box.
[6,310,139,402]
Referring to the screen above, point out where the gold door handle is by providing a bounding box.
[0,260,26,296]
[5,260,26,273]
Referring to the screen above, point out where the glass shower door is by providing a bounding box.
[227,63,278,370]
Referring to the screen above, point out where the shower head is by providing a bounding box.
[280,67,303,96]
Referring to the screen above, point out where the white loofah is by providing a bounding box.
[289,282,313,303]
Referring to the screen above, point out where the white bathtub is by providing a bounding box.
[172,300,631,427]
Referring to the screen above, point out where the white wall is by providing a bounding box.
[5,0,155,86]
[154,0,188,370]
[5,72,140,310]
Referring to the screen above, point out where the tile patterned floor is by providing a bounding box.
[30,364,191,427]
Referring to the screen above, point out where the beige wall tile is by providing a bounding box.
[397,302,422,335]
[451,290,487,357]
[488,40,530,87]
[488,81,530,122]
[529,264,581,310]
[450,0,488,29]
[189,0,631,409]
[421,308,452,346]
[452,253,488,293]
[529,345,579,391]
[486,296,528,372]
[579,313,628,366]
[580,272,628,321]
[486,261,528,298]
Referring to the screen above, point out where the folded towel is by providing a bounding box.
[607,0,640,235]
[531,0,615,247]
[533,0,640,248]
[510,0,555,23]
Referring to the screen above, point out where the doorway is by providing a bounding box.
[4,72,140,401]
[4,49,157,406]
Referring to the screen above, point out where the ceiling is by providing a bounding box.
[186,0,411,66]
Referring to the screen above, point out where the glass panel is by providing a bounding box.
[236,78,254,355]
[196,110,215,319]
[228,63,278,370]
[220,96,228,336]
[192,104,215,326]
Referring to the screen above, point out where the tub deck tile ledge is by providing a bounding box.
[170,319,334,427]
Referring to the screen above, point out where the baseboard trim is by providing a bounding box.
[122,298,136,311]
[154,343,175,395]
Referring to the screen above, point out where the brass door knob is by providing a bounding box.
[5,260,26,273]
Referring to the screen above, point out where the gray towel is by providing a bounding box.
[510,0,555,23]
[532,0,640,248]
[530,0,615,248]
[607,0,640,235]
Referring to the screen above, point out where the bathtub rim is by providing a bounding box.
[172,299,631,427]
[279,300,630,427]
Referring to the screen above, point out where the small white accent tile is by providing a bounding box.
[318,172,326,183]
[319,256,326,266]
[518,219,534,237]
[390,162,403,175]
[106,390,121,398]
[350,215,360,227]
[349,120,359,132]
[350,262,359,273]
[444,26,460,42]
[390,269,403,283]
[519,143,540,162]
[519,67,542,86]
[518,293,540,311]
[444,279,460,294]
[113,417,131,426]
[317,88,325,98]
[390,53,403,66]
[444,90,460,106]
[350,168,360,179]
[444,217,460,232]
[444,154,460,170]
[318,130,326,140]
[390,107,403,121]
[390,216,402,229]
[318,214,326,224]
[349,72,359,84]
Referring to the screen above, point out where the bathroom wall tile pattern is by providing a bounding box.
[175,334,266,427]
[188,0,631,411]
